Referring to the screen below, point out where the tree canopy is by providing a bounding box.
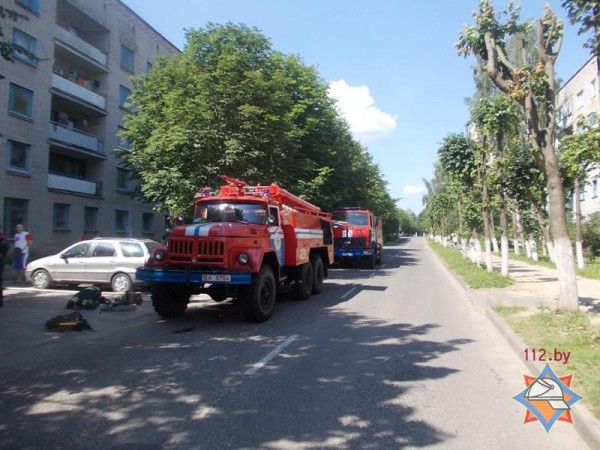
[119,23,399,238]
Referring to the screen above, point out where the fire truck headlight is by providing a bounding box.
[154,249,165,261]
[238,253,249,264]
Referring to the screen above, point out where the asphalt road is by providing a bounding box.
[0,237,588,449]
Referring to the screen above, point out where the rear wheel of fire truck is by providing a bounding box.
[151,283,190,318]
[375,246,383,265]
[366,252,376,269]
[311,254,324,295]
[240,266,276,322]
[292,262,314,300]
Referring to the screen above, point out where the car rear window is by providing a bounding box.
[120,242,144,257]
[92,242,117,257]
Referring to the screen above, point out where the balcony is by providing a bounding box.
[54,25,107,68]
[48,172,103,197]
[51,73,106,110]
[49,122,104,157]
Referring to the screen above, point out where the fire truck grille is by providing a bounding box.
[334,237,368,249]
[168,238,225,263]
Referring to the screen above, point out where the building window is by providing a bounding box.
[8,83,33,118]
[3,198,28,235]
[6,140,31,173]
[593,179,598,198]
[53,203,70,230]
[117,126,131,149]
[580,186,585,201]
[119,85,131,109]
[576,90,584,109]
[142,213,154,234]
[588,112,597,127]
[16,0,40,14]
[84,207,99,231]
[120,45,134,73]
[592,79,597,98]
[12,29,37,65]
[115,210,129,232]
[117,168,131,191]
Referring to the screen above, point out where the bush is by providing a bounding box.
[583,212,600,260]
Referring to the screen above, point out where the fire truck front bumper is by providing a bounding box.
[335,248,374,259]
[136,268,252,285]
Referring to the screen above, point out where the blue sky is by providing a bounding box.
[122,0,591,214]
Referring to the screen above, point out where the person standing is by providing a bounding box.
[0,227,9,306]
[13,224,32,284]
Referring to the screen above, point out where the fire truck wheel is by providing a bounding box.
[151,283,189,318]
[376,247,383,265]
[311,255,324,295]
[241,266,276,322]
[293,262,314,300]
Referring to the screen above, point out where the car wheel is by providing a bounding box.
[111,273,132,292]
[32,269,53,289]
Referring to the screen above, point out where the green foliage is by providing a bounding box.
[562,0,600,58]
[119,23,396,217]
[438,133,476,187]
[559,121,600,183]
[397,208,421,235]
[584,212,600,259]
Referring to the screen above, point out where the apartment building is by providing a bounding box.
[0,0,179,256]
[556,56,600,219]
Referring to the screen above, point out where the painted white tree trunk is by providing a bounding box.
[525,240,531,259]
[530,239,539,261]
[513,239,520,256]
[484,238,493,272]
[576,241,585,269]
[461,238,468,258]
[491,237,499,253]
[546,240,556,263]
[501,236,509,276]
[475,239,483,266]
[554,236,580,310]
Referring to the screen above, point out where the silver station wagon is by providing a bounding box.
[25,238,160,292]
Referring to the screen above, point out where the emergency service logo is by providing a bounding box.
[513,364,582,432]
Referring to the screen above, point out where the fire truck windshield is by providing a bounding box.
[194,202,268,225]
[332,211,369,226]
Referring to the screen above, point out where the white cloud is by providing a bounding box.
[328,79,397,142]
[403,185,426,194]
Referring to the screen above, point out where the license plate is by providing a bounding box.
[202,274,231,282]
[342,252,353,257]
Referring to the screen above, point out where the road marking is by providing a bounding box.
[341,286,358,299]
[244,334,299,375]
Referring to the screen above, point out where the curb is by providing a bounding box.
[427,241,600,449]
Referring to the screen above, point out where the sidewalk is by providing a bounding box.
[469,255,600,314]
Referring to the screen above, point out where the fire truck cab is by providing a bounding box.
[332,207,383,268]
[136,176,334,322]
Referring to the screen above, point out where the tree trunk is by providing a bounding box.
[490,211,499,253]
[534,208,555,263]
[543,142,579,310]
[500,207,509,277]
[529,236,539,261]
[525,239,532,259]
[483,209,493,273]
[575,178,585,269]
[512,210,520,256]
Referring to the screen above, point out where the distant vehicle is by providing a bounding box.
[25,238,160,292]
[332,207,383,268]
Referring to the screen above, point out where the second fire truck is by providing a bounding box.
[136,176,334,322]
[332,207,383,268]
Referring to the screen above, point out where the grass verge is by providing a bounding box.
[429,242,513,289]
[495,306,600,417]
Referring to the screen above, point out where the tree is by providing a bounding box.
[0,6,31,62]
[119,23,397,229]
[559,121,600,268]
[562,0,600,59]
[458,1,579,310]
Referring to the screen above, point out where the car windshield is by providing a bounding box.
[332,211,369,226]
[194,202,268,225]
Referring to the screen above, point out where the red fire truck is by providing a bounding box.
[136,176,334,322]
[332,207,383,268]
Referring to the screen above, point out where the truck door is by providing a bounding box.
[268,206,285,266]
